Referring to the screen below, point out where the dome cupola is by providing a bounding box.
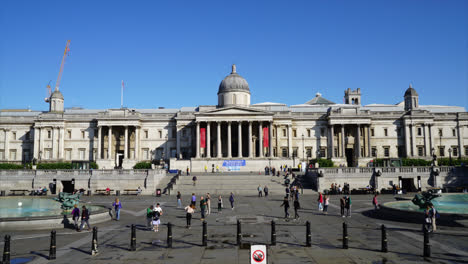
[218,65,251,107]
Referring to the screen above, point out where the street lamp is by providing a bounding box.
[302,134,305,162]
[448,147,452,166]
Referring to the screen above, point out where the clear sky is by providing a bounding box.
[1,0,467,111]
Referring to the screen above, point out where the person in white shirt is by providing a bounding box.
[152,203,163,232]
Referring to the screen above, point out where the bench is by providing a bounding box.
[95,189,114,195]
[456,186,468,193]
[123,189,141,195]
[10,190,31,196]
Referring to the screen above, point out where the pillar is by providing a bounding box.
[206,122,211,158]
[196,122,200,158]
[4,129,9,161]
[330,125,334,158]
[356,125,361,158]
[259,122,263,157]
[108,126,112,160]
[367,125,371,157]
[423,124,429,157]
[269,122,273,157]
[238,122,242,158]
[428,124,433,155]
[227,122,232,158]
[341,126,345,158]
[410,124,415,157]
[33,127,39,159]
[97,126,102,159]
[176,125,181,159]
[124,126,128,159]
[135,127,139,160]
[288,125,292,158]
[457,117,463,158]
[58,127,64,160]
[217,122,222,158]
[248,121,253,158]
[405,124,411,157]
[39,127,44,160]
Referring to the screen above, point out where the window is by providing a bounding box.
[307,129,311,137]
[81,131,85,139]
[158,130,162,139]
[47,130,51,139]
[272,129,276,137]
[371,147,377,157]
[282,148,288,157]
[45,149,51,159]
[465,146,468,156]
[452,147,458,157]
[417,146,424,157]
[417,127,422,136]
[293,148,298,157]
[273,148,277,157]
[12,132,16,140]
[9,149,17,160]
[0,150,4,160]
[320,128,325,137]
[282,129,286,137]
[452,129,456,137]
[143,148,149,160]
[319,148,326,158]
[439,147,445,157]
[383,147,390,157]
[145,130,149,139]
[371,129,374,137]
[306,148,312,158]
[293,130,297,137]
[67,130,72,139]
[65,149,72,160]
[79,149,86,160]
[438,129,443,137]
[384,128,388,137]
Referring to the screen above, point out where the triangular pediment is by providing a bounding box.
[197,106,272,116]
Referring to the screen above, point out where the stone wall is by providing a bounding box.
[170,158,296,173]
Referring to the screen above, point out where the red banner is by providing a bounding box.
[200,128,206,148]
[263,127,269,148]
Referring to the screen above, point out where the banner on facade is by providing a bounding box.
[263,127,269,148]
[200,128,206,148]
[222,160,246,171]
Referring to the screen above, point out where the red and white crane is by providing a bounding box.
[45,40,71,103]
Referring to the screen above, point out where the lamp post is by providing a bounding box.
[302,134,305,163]
[448,148,452,166]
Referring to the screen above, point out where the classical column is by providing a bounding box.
[227,122,232,158]
[259,122,263,157]
[248,121,253,158]
[108,126,112,160]
[405,124,411,157]
[367,125,371,157]
[217,122,222,158]
[124,126,129,159]
[196,122,200,158]
[410,124,415,157]
[39,127,44,160]
[458,124,464,158]
[135,127,139,160]
[58,127,64,160]
[269,122,273,157]
[423,124,428,157]
[206,122,211,158]
[330,125,335,158]
[356,125,361,158]
[288,124,292,158]
[176,125,181,159]
[275,125,280,157]
[97,126,102,159]
[428,124,433,154]
[341,126,345,158]
[51,127,56,159]
[33,127,39,159]
[4,129,9,161]
[238,122,242,158]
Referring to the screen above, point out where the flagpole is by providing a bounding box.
[121,80,123,108]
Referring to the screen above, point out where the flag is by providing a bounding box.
[200,128,206,148]
[263,127,269,148]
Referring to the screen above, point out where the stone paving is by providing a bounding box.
[2,193,468,264]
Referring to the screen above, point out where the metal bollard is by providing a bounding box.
[237,220,242,246]
[423,226,431,257]
[381,225,388,253]
[342,222,348,249]
[167,222,173,248]
[49,230,56,260]
[3,235,10,264]
[271,220,276,246]
[130,224,136,251]
[306,221,311,247]
[91,227,98,255]
[202,221,207,247]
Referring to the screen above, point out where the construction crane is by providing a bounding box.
[44,80,52,103]
[45,40,71,103]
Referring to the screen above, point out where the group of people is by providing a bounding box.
[330,182,350,195]
[257,185,269,197]
[317,192,330,214]
[146,203,163,232]
[181,192,235,228]
[71,204,91,232]
[33,186,48,196]
[280,184,302,219]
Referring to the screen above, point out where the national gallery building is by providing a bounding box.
[1,65,467,170]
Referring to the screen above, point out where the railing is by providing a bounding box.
[0,169,163,176]
[308,166,456,176]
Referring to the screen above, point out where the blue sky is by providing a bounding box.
[1,0,467,110]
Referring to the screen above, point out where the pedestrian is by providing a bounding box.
[216,165,219,172]
[186,166,190,175]
[285,186,290,198]
[204,165,208,172]
[137,186,142,195]
[112,198,122,221]
[293,198,300,219]
[372,194,379,211]
[424,205,432,232]
[345,196,352,217]
[264,185,269,197]
[191,193,196,206]
[71,204,80,231]
[317,192,323,212]
[206,193,211,215]
[340,196,346,217]
[200,196,207,221]
[229,192,235,210]
[392,184,397,196]
[323,195,329,214]
[192,175,197,186]
[258,185,263,197]
[146,205,154,230]
[177,191,182,208]
[218,195,223,212]
[185,204,195,229]
[153,203,163,232]
[280,196,290,219]
[79,206,91,231]
[430,203,439,232]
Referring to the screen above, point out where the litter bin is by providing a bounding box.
[87,190,91,196]
[0,190,5,196]
[116,190,121,196]
[156,188,161,197]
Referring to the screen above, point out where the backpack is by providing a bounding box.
[153,210,161,221]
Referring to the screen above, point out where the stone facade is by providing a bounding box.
[0,65,467,170]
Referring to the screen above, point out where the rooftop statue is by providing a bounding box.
[53,192,81,210]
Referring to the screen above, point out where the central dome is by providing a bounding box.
[218,65,250,94]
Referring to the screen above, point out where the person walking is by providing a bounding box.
[258,185,263,197]
[317,192,323,212]
[293,198,300,219]
[229,192,235,210]
[177,191,182,208]
[191,193,196,206]
[186,166,190,175]
[340,196,346,217]
[372,194,379,211]
[264,186,269,197]
[192,175,197,186]
[200,196,207,221]
[71,204,80,231]
[285,186,290,198]
[112,198,122,221]
[280,196,290,219]
[206,193,211,215]
[204,165,208,172]
[323,195,329,214]
[184,204,195,229]
[146,205,154,230]
[153,203,163,232]
[424,205,432,232]
[79,206,91,231]
[345,196,352,217]
[430,203,438,232]
[218,195,223,212]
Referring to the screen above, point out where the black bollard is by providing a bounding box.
[130,224,136,251]
[237,220,242,246]
[423,226,431,257]
[167,222,173,248]
[3,235,10,264]
[381,225,388,253]
[271,220,276,246]
[202,221,207,247]
[306,221,311,247]
[342,222,348,249]
[91,227,98,255]
[49,230,56,260]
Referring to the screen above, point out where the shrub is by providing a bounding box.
[437,158,468,166]
[311,158,334,168]
[0,163,26,170]
[401,158,431,166]
[37,162,73,170]
[90,162,99,169]
[133,162,152,169]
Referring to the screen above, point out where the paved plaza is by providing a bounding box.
[2,193,468,264]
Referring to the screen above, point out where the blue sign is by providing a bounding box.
[222,160,246,167]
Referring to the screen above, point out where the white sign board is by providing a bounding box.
[251,244,267,264]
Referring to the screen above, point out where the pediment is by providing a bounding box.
[197,106,272,116]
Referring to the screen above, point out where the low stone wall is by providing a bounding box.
[170,158,296,172]
[0,169,166,195]
[309,166,468,193]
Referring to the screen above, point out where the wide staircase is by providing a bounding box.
[170,172,290,195]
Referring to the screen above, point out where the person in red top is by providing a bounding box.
[106,187,111,195]
[373,194,379,211]
[317,192,323,211]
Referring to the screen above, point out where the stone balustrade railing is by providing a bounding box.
[0,169,163,176]
[311,166,456,175]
